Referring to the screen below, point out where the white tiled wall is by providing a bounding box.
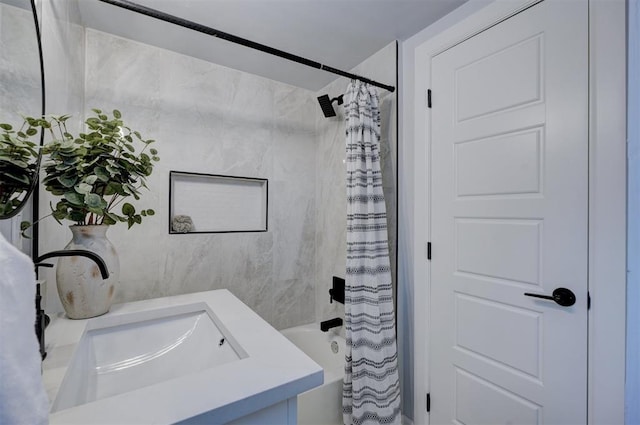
[38,0,85,313]
[37,10,397,331]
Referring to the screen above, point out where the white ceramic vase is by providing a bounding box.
[56,225,120,319]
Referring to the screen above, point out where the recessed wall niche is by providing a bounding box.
[169,171,268,234]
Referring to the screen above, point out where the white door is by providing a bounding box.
[429,1,588,424]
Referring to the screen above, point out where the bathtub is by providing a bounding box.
[281,323,345,425]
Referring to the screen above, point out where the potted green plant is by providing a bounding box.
[0,119,40,217]
[33,109,159,318]
[41,109,159,227]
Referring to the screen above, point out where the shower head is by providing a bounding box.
[317,94,344,118]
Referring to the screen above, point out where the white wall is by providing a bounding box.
[38,0,85,311]
[627,0,639,423]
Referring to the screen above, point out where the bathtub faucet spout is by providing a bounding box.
[320,317,343,332]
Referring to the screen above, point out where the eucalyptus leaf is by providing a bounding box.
[106,165,119,176]
[122,202,135,216]
[103,214,117,225]
[52,211,65,224]
[75,183,92,194]
[4,173,30,184]
[20,221,32,238]
[58,175,77,188]
[84,193,104,209]
[88,206,105,215]
[104,182,122,196]
[64,191,84,206]
[69,211,85,222]
[1,158,29,168]
[95,167,110,182]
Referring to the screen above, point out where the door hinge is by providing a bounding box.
[427,89,432,109]
[588,291,591,310]
[427,242,432,260]
[426,393,431,412]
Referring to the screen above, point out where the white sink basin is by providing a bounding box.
[52,303,246,412]
[44,290,323,424]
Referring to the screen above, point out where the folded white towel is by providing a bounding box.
[0,233,49,424]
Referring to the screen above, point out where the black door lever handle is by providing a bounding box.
[524,287,576,307]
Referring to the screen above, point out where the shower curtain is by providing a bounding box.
[343,80,401,425]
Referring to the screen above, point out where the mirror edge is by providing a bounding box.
[1,0,46,223]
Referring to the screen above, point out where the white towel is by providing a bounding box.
[0,233,49,424]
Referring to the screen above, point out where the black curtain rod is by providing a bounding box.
[97,0,396,93]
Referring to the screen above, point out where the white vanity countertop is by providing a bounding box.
[42,289,323,424]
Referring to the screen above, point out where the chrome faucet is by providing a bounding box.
[33,250,109,359]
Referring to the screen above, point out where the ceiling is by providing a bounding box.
[76,0,467,91]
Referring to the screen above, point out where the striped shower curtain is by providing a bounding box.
[343,80,401,425]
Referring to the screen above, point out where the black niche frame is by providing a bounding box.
[168,170,268,235]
